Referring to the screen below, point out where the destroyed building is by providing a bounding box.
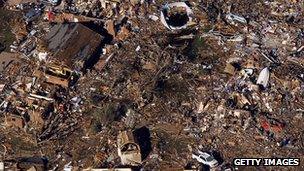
[33,65,75,87]
[117,131,142,166]
[44,23,104,71]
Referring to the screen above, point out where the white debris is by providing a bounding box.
[135,45,141,52]
[38,52,48,61]
[256,67,270,88]
[241,68,254,78]
[0,162,4,171]
[0,84,5,92]
[196,101,204,113]
[149,14,159,21]
[160,2,193,30]
[226,13,247,24]
[102,48,107,55]
[63,162,72,171]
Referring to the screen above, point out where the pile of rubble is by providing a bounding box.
[0,0,303,170]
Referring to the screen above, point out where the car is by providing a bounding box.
[192,150,218,168]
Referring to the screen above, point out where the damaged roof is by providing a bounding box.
[45,23,103,69]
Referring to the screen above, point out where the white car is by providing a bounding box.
[192,150,218,167]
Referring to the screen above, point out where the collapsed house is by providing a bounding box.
[33,65,74,87]
[44,23,104,71]
[117,131,142,166]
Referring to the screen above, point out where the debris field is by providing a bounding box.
[0,0,303,170]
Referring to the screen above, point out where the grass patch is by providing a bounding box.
[11,136,38,154]
[88,103,126,133]
[0,8,21,51]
